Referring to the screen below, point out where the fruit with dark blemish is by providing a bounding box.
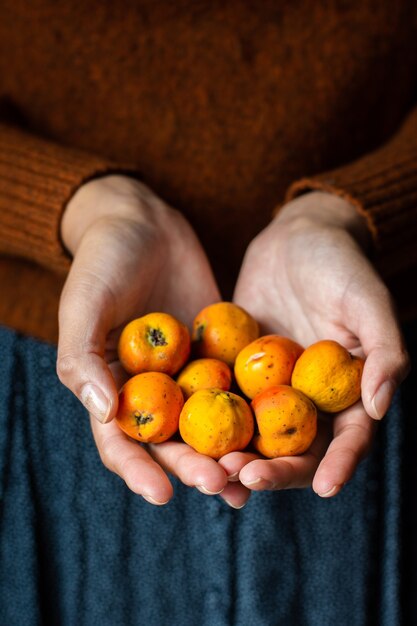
[251,385,317,457]
[191,302,259,366]
[116,372,184,442]
[118,312,190,376]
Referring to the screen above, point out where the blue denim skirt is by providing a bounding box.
[0,324,412,626]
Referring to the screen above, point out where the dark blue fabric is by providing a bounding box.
[0,325,409,626]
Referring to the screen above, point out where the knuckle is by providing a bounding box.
[119,455,137,477]
[399,348,411,377]
[56,354,78,382]
[97,440,118,474]
[376,281,391,301]
[98,452,114,473]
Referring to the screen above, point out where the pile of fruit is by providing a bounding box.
[115,303,364,459]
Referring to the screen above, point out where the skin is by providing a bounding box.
[58,175,228,505]
[222,191,410,505]
[58,177,410,509]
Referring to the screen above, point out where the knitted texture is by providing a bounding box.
[0,124,123,274]
[0,325,407,626]
[1,1,417,341]
[285,107,417,278]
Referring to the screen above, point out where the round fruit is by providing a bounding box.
[251,385,317,457]
[291,339,364,413]
[192,302,259,366]
[179,388,254,458]
[177,358,232,400]
[116,372,184,443]
[234,334,303,399]
[118,312,190,376]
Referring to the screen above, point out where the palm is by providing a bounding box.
[235,222,366,352]
[217,220,378,497]
[60,181,407,506]
[81,212,239,506]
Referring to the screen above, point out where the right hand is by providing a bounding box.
[57,175,240,505]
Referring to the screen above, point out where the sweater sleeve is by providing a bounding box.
[0,123,132,275]
[283,106,417,278]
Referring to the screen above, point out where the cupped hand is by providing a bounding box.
[57,175,232,505]
[220,191,410,498]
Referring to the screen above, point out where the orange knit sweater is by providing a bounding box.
[1,1,417,343]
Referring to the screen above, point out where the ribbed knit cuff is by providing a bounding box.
[0,124,133,275]
[283,107,417,277]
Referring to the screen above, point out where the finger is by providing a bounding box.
[238,419,331,490]
[217,450,260,481]
[347,277,410,420]
[147,441,228,495]
[312,401,376,497]
[219,482,252,509]
[57,225,154,424]
[239,456,317,491]
[57,237,118,422]
[108,360,130,391]
[90,416,173,504]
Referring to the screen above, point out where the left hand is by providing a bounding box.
[58,175,228,505]
[217,191,410,507]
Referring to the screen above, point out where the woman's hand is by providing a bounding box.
[219,191,410,500]
[56,175,231,505]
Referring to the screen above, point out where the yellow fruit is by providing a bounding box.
[179,388,254,458]
[291,340,364,413]
[192,302,259,366]
[252,385,317,457]
[177,358,232,400]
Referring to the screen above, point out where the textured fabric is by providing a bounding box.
[0,124,125,274]
[285,106,417,279]
[1,1,417,342]
[0,324,410,626]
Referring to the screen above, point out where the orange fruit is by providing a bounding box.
[251,385,317,457]
[291,339,364,413]
[179,388,254,458]
[116,372,184,443]
[234,335,303,399]
[118,312,190,376]
[177,358,232,400]
[192,302,259,366]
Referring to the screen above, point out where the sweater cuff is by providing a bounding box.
[283,108,417,277]
[0,124,134,275]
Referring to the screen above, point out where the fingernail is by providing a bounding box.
[142,495,170,506]
[317,485,338,498]
[371,380,396,420]
[81,383,111,423]
[196,485,224,495]
[227,472,240,482]
[223,498,246,510]
[243,477,263,486]
[243,477,275,489]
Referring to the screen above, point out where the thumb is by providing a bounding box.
[354,283,410,420]
[57,232,122,424]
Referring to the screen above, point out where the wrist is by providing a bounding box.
[61,175,164,254]
[274,191,372,252]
